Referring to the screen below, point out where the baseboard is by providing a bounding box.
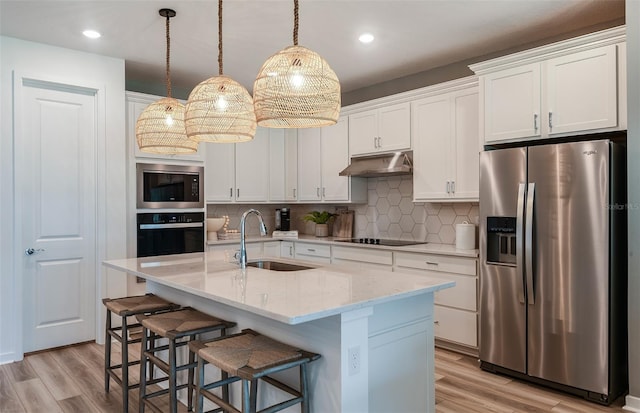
[624,394,640,412]
[0,352,18,365]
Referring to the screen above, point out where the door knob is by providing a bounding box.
[25,248,45,256]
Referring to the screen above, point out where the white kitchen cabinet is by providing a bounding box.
[280,241,295,258]
[412,82,479,202]
[545,45,618,135]
[262,241,281,258]
[297,121,366,203]
[471,28,626,145]
[296,128,322,201]
[321,118,350,201]
[348,102,411,156]
[394,251,478,354]
[284,129,298,201]
[294,242,331,264]
[268,129,286,202]
[331,245,393,269]
[126,91,204,162]
[205,127,270,203]
[482,63,541,142]
[205,143,235,202]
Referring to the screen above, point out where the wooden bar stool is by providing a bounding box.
[137,307,236,413]
[189,329,321,413]
[103,293,180,413]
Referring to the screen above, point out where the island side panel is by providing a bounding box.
[146,280,344,413]
[369,293,436,413]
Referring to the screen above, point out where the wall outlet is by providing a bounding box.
[348,346,361,376]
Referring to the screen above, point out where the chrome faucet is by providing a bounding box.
[237,208,268,269]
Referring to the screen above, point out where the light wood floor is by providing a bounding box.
[0,342,628,412]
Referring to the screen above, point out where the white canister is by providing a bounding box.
[456,221,476,250]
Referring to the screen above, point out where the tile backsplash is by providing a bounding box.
[207,176,478,245]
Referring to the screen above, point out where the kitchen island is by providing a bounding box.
[103,252,454,413]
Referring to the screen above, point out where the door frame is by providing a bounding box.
[11,71,109,359]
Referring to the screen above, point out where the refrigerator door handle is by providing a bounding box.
[516,183,526,304]
[525,182,535,305]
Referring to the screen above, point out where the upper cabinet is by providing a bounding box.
[126,91,205,162]
[471,26,626,145]
[412,78,479,202]
[205,127,270,203]
[297,119,367,203]
[348,102,411,156]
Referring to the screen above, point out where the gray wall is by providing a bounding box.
[626,0,639,404]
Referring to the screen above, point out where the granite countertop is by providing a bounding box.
[207,234,479,258]
[103,253,455,325]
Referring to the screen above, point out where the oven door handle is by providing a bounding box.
[139,222,204,230]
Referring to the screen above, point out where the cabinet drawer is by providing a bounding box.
[433,305,477,347]
[434,273,477,311]
[295,242,331,258]
[395,252,476,276]
[333,246,393,266]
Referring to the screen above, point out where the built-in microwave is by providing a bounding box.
[136,163,204,209]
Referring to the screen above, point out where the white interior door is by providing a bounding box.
[19,79,97,353]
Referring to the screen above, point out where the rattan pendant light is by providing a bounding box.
[253,0,341,128]
[136,9,197,154]
[185,0,256,143]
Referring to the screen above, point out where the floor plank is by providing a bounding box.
[0,365,26,412]
[11,378,63,413]
[24,352,82,401]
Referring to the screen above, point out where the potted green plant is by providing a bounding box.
[302,210,335,237]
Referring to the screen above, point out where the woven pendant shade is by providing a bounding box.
[136,97,198,154]
[253,45,340,128]
[136,9,196,154]
[185,75,257,143]
[185,0,256,143]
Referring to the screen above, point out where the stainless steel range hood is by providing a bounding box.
[339,151,413,178]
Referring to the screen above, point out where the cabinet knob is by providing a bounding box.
[549,111,553,129]
[322,187,326,198]
[451,181,455,193]
[316,187,320,197]
[533,113,539,130]
[446,181,450,193]
[293,188,296,198]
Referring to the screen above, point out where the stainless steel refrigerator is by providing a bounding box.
[479,139,627,404]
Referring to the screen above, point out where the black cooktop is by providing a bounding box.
[335,238,427,246]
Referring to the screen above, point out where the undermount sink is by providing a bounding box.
[246,260,313,272]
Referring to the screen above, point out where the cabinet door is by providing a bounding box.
[280,241,295,258]
[483,63,541,143]
[284,129,298,201]
[348,109,378,156]
[297,128,322,201]
[546,44,618,135]
[378,102,411,152]
[268,128,286,202]
[451,88,480,201]
[235,128,269,202]
[411,95,451,201]
[321,118,349,201]
[205,143,235,202]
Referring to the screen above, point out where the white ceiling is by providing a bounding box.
[0,0,625,98]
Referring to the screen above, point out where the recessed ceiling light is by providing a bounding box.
[358,33,374,44]
[83,30,101,39]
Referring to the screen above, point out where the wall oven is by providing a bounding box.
[137,163,204,209]
[137,212,205,258]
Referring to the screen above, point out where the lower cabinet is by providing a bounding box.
[332,245,393,269]
[294,242,331,264]
[207,242,262,262]
[394,251,478,354]
[280,241,295,259]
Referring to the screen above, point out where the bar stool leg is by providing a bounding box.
[104,309,111,393]
[300,363,309,413]
[169,338,178,413]
[139,326,148,413]
[121,316,129,413]
[187,334,195,411]
[195,357,205,413]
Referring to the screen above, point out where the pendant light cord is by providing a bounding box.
[293,0,299,46]
[218,0,224,75]
[165,12,172,98]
